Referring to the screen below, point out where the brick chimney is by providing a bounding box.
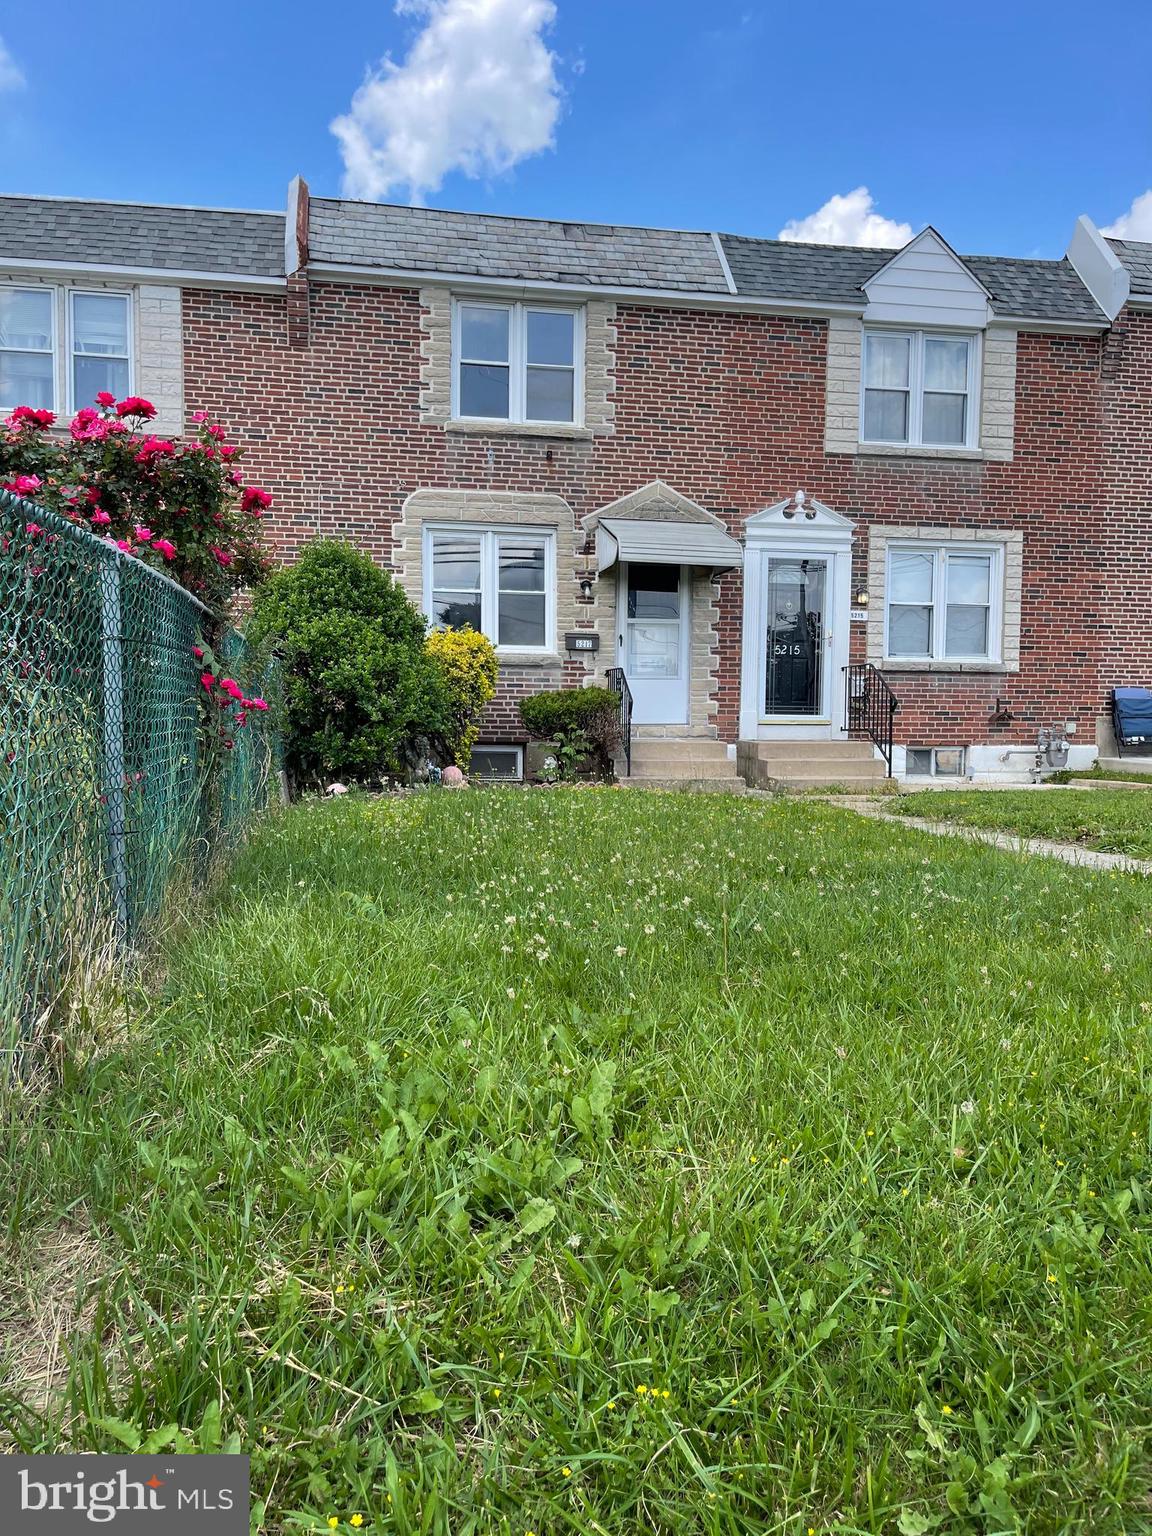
[285,175,311,349]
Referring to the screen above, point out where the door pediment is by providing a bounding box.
[746,493,855,547]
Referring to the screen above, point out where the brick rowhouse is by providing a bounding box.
[183,281,1114,752]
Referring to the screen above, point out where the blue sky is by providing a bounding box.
[2,0,1151,257]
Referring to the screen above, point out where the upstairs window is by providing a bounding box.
[0,287,55,411]
[453,301,581,425]
[862,330,978,448]
[70,292,131,408]
[886,543,1001,663]
[424,524,555,652]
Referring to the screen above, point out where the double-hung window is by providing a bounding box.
[0,286,134,414]
[70,292,131,408]
[454,300,581,425]
[862,330,978,448]
[425,525,555,652]
[886,543,1001,662]
[0,287,56,411]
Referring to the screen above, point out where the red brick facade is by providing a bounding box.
[182,277,1144,762]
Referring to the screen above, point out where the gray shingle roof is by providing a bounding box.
[309,198,730,292]
[0,191,1109,324]
[1109,237,1152,297]
[0,196,284,277]
[720,234,1105,323]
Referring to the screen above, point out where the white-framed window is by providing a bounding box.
[0,286,56,412]
[452,299,582,425]
[885,543,1002,663]
[906,746,967,777]
[423,523,556,653]
[862,330,980,448]
[469,744,524,780]
[0,284,136,414]
[69,290,131,409]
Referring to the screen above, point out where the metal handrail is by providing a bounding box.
[605,665,633,777]
[843,663,899,776]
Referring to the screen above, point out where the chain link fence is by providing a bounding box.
[1,488,278,1059]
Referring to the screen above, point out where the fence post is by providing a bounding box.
[100,561,129,946]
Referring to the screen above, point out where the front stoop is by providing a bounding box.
[621,738,747,795]
[737,739,889,791]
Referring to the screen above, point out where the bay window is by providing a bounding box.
[886,543,1001,662]
[453,300,580,425]
[424,525,555,652]
[862,330,978,448]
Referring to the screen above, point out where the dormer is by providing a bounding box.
[825,228,1014,461]
[862,227,992,329]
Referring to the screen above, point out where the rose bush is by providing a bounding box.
[0,397,271,606]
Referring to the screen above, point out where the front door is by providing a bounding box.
[620,562,689,725]
[763,556,828,718]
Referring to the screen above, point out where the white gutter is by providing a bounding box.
[0,257,286,291]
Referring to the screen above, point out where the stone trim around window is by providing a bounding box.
[0,275,183,436]
[865,524,1024,673]
[823,316,1016,463]
[137,284,185,438]
[418,285,617,434]
[394,488,594,671]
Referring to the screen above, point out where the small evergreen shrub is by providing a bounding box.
[248,540,449,786]
[425,626,499,768]
[519,686,622,777]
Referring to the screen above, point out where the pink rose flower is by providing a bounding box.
[115,396,157,420]
[134,525,153,543]
[152,538,176,560]
[95,391,116,407]
[209,545,233,567]
[71,407,109,442]
[91,509,112,526]
[240,486,273,515]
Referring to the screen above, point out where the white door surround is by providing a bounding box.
[618,561,690,726]
[739,494,855,742]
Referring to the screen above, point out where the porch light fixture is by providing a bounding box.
[855,590,869,608]
[579,576,595,599]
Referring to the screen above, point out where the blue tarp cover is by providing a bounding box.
[1113,688,1152,742]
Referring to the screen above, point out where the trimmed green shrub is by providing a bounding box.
[248,540,449,786]
[519,686,621,777]
[425,626,499,768]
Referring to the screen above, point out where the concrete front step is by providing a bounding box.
[760,772,890,791]
[621,775,748,794]
[736,738,887,791]
[744,741,880,764]
[629,746,733,770]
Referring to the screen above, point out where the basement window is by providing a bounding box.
[906,746,967,777]
[469,745,524,781]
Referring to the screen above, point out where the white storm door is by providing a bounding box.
[620,561,689,725]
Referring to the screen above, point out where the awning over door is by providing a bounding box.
[596,517,743,573]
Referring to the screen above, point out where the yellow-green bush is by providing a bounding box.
[425,627,498,768]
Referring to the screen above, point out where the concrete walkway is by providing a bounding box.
[833,797,1152,876]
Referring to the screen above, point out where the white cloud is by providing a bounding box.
[1101,190,1152,241]
[331,0,562,203]
[0,35,25,93]
[778,187,913,248]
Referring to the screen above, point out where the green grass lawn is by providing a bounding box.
[4,790,1152,1534]
[894,789,1152,860]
